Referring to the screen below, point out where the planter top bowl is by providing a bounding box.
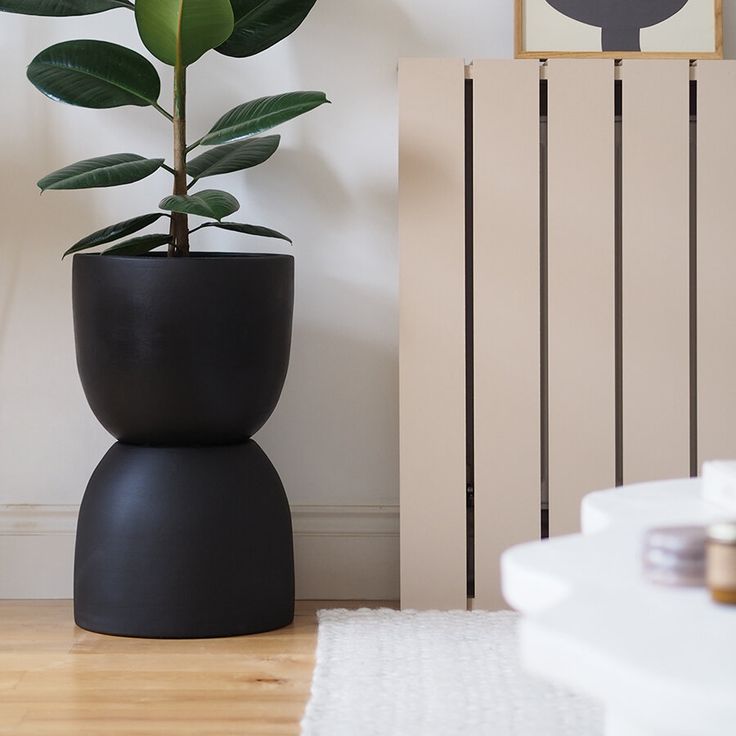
[72,251,295,446]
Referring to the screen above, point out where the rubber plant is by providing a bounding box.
[1,0,329,257]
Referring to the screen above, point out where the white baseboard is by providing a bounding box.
[0,504,399,600]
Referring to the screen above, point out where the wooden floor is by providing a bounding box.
[0,600,395,735]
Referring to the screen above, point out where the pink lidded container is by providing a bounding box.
[642,525,707,587]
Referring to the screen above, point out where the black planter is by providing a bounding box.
[73,253,294,445]
[72,253,295,638]
[74,442,294,638]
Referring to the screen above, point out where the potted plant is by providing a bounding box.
[1,0,329,638]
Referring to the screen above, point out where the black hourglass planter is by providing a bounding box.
[73,253,294,445]
[72,253,295,638]
[546,0,689,51]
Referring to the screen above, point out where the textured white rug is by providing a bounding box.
[301,609,603,736]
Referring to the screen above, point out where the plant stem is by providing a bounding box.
[153,103,174,122]
[170,57,190,257]
[185,137,203,154]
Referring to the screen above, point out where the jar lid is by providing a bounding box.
[708,521,736,545]
[643,525,707,559]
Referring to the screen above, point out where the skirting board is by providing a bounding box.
[0,504,400,600]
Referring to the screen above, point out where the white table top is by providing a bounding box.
[501,478,736,736]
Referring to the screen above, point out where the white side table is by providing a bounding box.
[501,478,736,736]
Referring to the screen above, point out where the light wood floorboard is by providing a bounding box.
[0,600,396,735]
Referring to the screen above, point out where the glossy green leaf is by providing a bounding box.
[63,213,168,258]
[199,92,329,146]
[27,40,161,109]
[194,221,292,243]
[217,0,316,58]
[135,0,234,67]
[103,234,172,255]
[159,189,240,221]
[38,154,165,191]
[0,0,131,15]
[187,136,280,180]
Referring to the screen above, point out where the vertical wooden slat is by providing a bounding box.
[622,60,691,484]
[472,60,541,610]
[399,59,467,610]
[698,61,736,464]
[547,60,616,536]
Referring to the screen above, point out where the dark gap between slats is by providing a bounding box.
[465,78,475,597]
[615,79,624,486]
[690,80,698,477]
[540,79,550,539]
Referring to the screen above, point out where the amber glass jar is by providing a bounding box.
[707,522,736,605]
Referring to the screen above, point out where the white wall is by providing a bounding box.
[0,0,734,597]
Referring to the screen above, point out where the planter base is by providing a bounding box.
[74,441,294,639]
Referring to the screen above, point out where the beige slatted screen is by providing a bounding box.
[399,58,736,611]
[398,59,467,610]
[473,60,541,611]
[547,60,616,536]
[698,61,736,463]
[622,61,691,484]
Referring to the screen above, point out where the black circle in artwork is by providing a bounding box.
[73,441,295,638]
[72,252,294,446]
[545,0,689,51]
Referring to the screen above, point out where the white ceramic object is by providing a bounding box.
[501,478,736,736]
[702,460,736,514]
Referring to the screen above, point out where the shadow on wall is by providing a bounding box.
[243,0,437,231]
[290,0,438,76]
[282,0,439,242]
[0,157,82,351]
[257,278,400,503]
[249,146,351,231]
[0,151,95,385]
[239,0,438,503]
[0,190,22,349]
[0,17,161,361]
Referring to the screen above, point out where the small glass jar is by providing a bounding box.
[642,526,707,587]
[706,521,736,605]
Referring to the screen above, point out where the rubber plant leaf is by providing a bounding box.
[103,234,172,255]
[159,190,240,221]
[199,92,329,146]
[135,0,234,67]
[38,154,165,191]
[187,136,280,180]
[195,221,292,243]
[27,40,161,109]
[217,0,316,58]
[0,0,132,15]
[63,213,168,258]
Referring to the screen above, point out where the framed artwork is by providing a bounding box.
[515,0,723,59]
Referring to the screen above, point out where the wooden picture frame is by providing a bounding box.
[515,0,723,59]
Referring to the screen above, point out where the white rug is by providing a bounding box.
[301,609,603,736]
